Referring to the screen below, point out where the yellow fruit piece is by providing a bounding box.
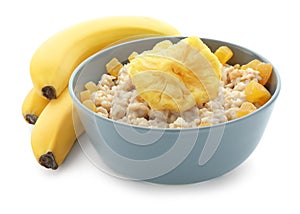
[128,51,138,62]
[234,64,241,69]
[128,37,220,112]
[82,99,97,112]
[182,36,222,79]
[151,40,173,52]
[140,40,173,56]
[241,59,273,85]
[106,57,123,77]
[130,70,195,112]
[241,59,261,70]
[256,63,273,85]
[80,90,91,102]
[214,46,233,65]
[129,54,214,108]
[140,37,221,79]
[167,39,220,102]
[199,122,212,127]
[245,81,271,107]
[84,81,99,92]
[236,102,257,118]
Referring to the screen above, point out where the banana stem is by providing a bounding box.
[25,114,38,124]
[39,152,58,169]
[42,86,56,99]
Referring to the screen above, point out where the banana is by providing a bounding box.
[31,88,83,169]
[22,88,49,124]
[30,16,180,100]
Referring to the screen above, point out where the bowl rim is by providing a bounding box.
[69,36,281,131]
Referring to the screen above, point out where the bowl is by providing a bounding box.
[69,36,281,184]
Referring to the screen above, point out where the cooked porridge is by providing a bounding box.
[80,37,272,128]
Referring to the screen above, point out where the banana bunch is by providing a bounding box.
[22,16,180,169]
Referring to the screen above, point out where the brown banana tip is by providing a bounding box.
[42,86,56,100]
[39,152,58,170]
[25,114,38,124]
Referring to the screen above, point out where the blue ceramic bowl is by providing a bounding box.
[69,36,281,184]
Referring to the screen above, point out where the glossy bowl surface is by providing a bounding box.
[69,36,280,184]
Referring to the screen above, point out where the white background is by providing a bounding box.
[1,0,299,213]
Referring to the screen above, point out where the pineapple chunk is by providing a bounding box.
[234,64,241,69]
[245,81,271,107]
[105,57,123,77]
[241,59,273,85]
[256,63,273,85]
[84,81,99,92]
[80,90,91,102]
[82,99,96,112]
[236,102,257,118]
[214,46,233,65]
[241,59,261,70]
[199,122,212,127]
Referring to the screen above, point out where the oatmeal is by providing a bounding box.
[80,37,272,128]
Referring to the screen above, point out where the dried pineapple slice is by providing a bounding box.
[128,37,221,112]
[141,40,173,55]
[128,55,209,107]
[214,46,233,65]
[131,70,196,112]
[139,37,222,80]
[152,40,173,52]
[128,51,138,62]
[139,37,220,99]
[182,36,222,79]
[245,81,271,107]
